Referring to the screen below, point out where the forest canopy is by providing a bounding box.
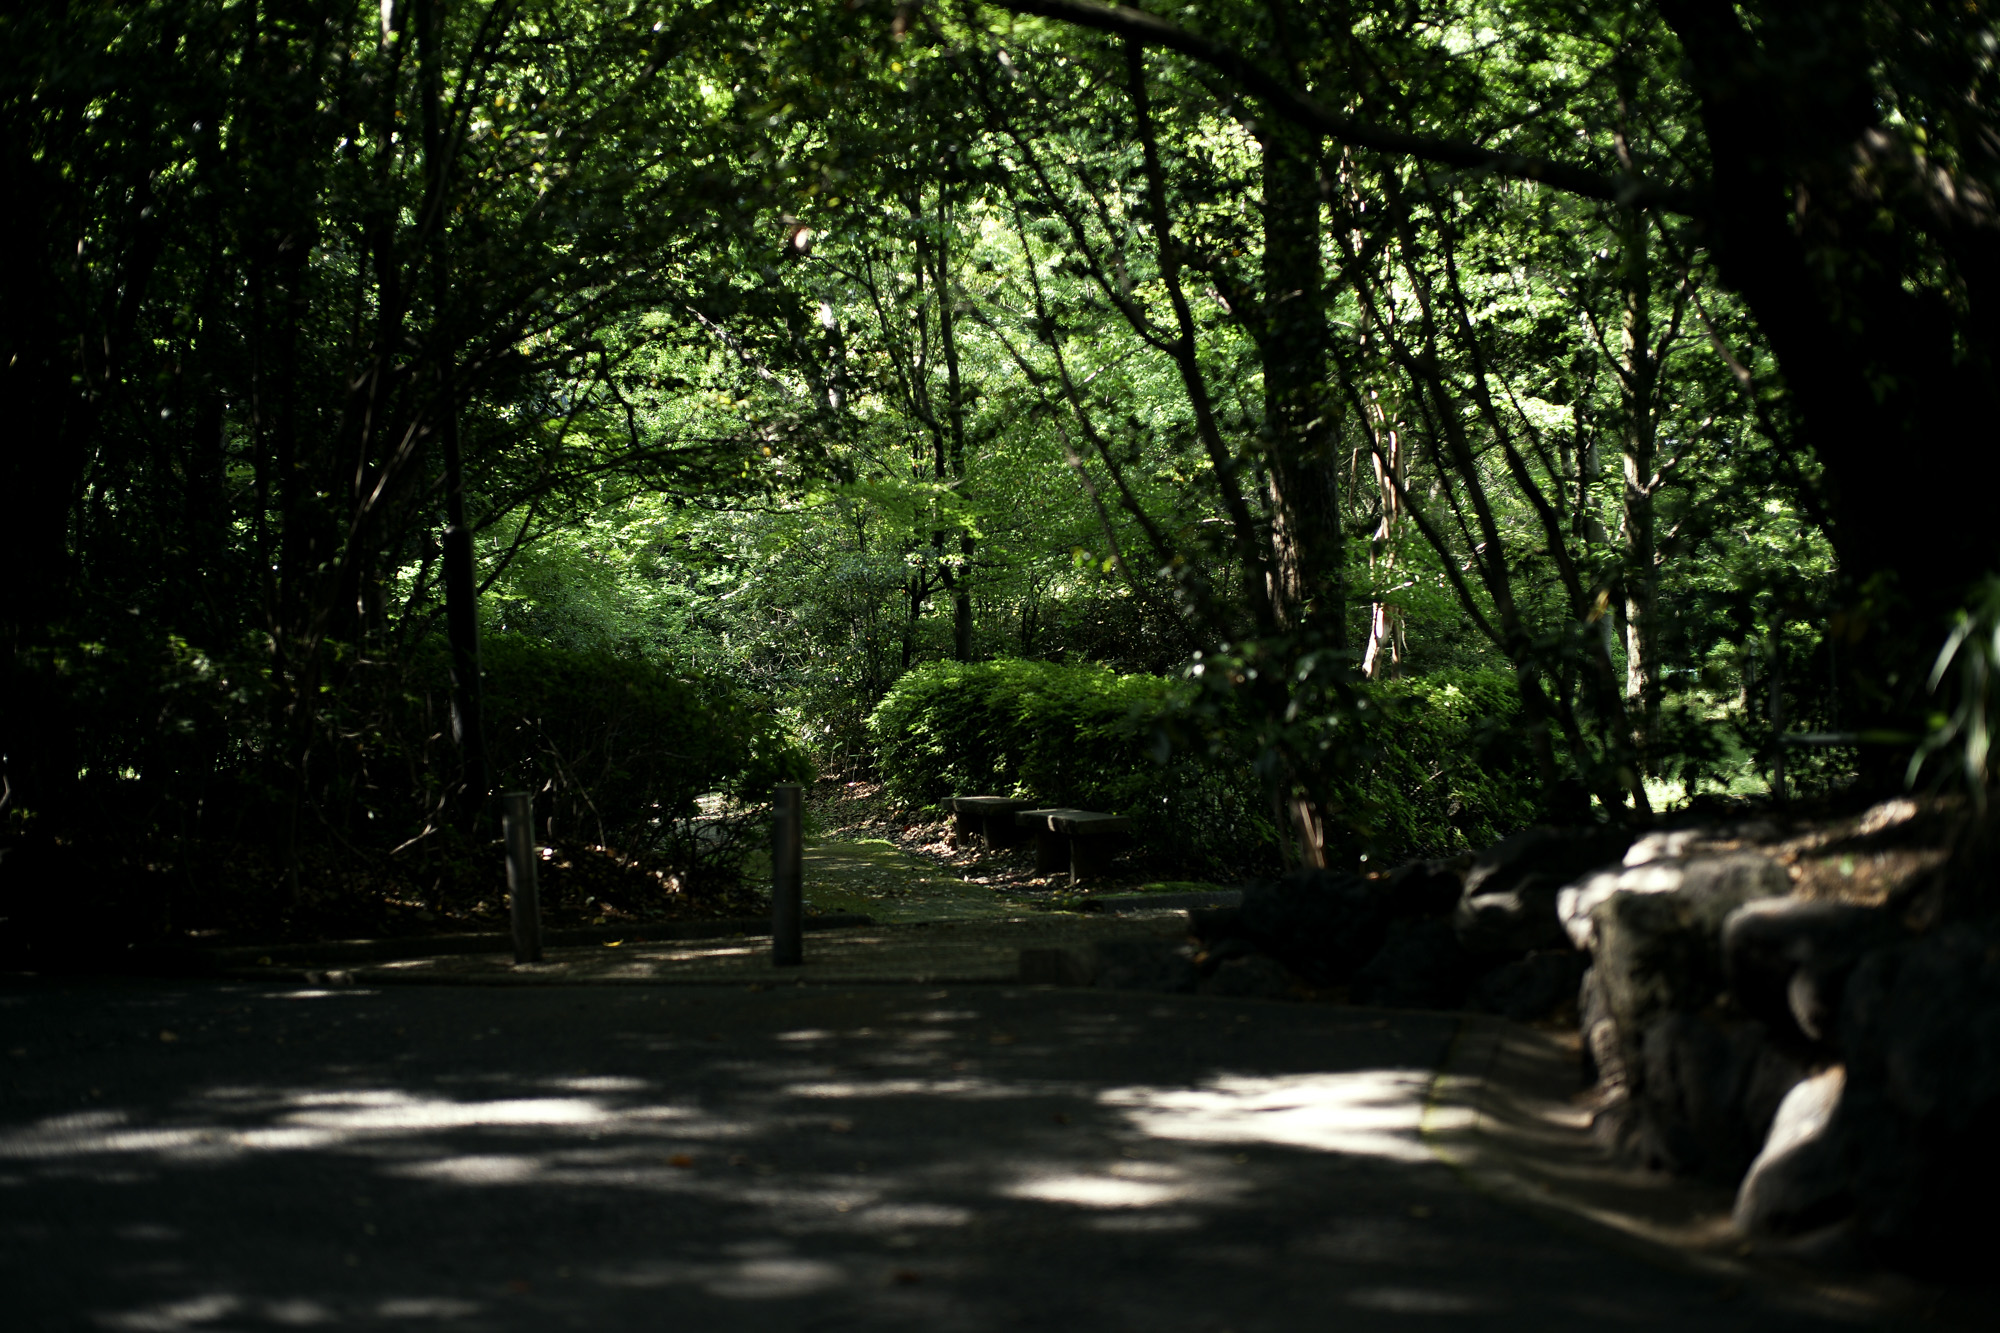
[5,0,1997,938]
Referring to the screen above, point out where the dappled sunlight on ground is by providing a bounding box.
[1001,1155,1250,1209]
[1103,1070,1436,1161]
[91,1292,486,1332]
[1,980,1869,1331]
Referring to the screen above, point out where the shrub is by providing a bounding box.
[0,630,812,950]
[869,658,1275,874]
[1347,668,1540,857]
[869,659,1168,805]
[868,658,1538,873]
[475,635,812,878]
[483,637,808,820]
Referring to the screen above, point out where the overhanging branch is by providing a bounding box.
[984,0,1702,216]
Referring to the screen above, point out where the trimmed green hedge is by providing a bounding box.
[868,658,1537,869]
[868,658,1275,873]
[480,635,813,851]
[868,659,1172,807]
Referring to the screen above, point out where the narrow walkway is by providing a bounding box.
[796,831,1235,920]
[799,837,1044,922]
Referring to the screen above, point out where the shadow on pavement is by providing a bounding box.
[1,979,1883,1330]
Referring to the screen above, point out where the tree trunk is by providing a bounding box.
[0,143,87,831]
[935,194,977,663]
[1614,75,1659,772]
[1258,104,1343,864]
[953,586,974,661]
[420,0,487,825]
[1362,395,1405,679]
[1260,126,1343,643]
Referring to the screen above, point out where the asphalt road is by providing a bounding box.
[2,977,1877,1331]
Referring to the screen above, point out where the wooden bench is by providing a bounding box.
[948,795,1037,850]
[1014,807,1133,885]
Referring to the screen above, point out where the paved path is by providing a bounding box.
[1,978,1890,1331]
[799,839,1037,922]
[251,916,1189,987]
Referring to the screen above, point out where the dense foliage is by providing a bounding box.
[870,658,1268,872]
[871,657,1537,868]
[1358,671,1542,856]
[7,0,1997,942]
[478,637,813,860]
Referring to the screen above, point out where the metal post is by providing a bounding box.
[502,791,542,964]
[772,783,803,967]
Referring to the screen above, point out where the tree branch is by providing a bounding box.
[985,0,1702,215]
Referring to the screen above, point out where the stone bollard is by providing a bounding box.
[502,791,543,964]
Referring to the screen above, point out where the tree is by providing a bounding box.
[7,0,1910,941]
[989,0,2000,742]
[0,0,833,879]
